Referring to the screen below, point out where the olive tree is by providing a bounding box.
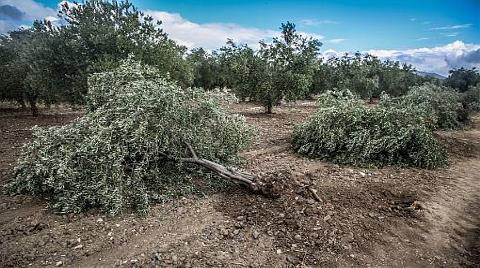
[0,0,193,116]
[445,67,480,92]
[56,0,193,93]
[186,48,222,90]
[0,23,57,116]
[217,40,266,101]
[6,60,258,215]
[258,22,322,113]
[292,90,448,169]
[0,29,29,109]
[462,84,480,112]
[313,54,421,100]
[380,83,469,130]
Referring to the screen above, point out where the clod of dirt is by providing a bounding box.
[252,230,260,239]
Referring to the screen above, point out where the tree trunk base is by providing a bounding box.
[161,143,264,193]
[29,99,39,117]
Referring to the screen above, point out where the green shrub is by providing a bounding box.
[463,84,480,112]
[380,83,468,130]
[5,60,254,215]
[292,91,447,169]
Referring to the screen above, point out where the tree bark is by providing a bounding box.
[28,97,39,117]
[183,157,260,191]
[266,103,273,114]
[160,143,261,192]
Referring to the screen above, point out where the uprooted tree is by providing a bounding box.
[380,82,469,130]
[5,60,262,215]
[292,90,448,169]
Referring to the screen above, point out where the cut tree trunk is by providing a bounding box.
[160,143,261,192]
[183,157,260,191]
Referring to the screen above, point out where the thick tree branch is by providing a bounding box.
[185,142,198,159]
[159,143,261,192]
[181,157,259,191]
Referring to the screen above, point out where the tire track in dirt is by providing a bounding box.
[420,122,480,267]
[421,157,480,266]
[368,122,480,267]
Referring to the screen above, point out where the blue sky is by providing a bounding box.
[131,0,480,51]
[1,0,479,75]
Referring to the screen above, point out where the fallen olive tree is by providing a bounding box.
[5,59,259,215]
[379,83,469,130]
[292,90,448,169]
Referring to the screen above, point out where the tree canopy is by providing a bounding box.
[445,67,480,92]
[311,53,424,100]
[0,0,192,115]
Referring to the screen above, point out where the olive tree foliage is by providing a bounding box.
[20,21,87,110]
[0,29,30,109]
[186,47,223,90]
[311,54,423,99]
[380,83,469,130]
[445,67,480,93]
[211,22,322,113]
[258,22,322,113]
[0,22,64,116]
[0,0,193,115]
[325,54,380,99]
[6,60,255,215]
[57,0,193,91]
[462,83,480,112]
[292,90,447,169]
[217,40,266,101]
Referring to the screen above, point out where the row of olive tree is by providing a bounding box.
[187,22,322,113]
[188,45,480,113]
[2,0,478,116]
[185,30,434,113]
[311,54,428,100]
[0,0,192,116]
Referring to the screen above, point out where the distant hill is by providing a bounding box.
[415,71,446,80]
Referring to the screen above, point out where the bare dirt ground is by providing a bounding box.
[0,102,479,267]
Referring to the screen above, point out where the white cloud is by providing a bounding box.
[443,32,459,37]
[300,19,338,26]
[44,15,59,22]
[430,24,472,30]
[366,41,480,76]
[322,48,343,58]
[0,0,55,20]
[0,0,57,33]
[147,11,324,50]
[299,32,324,41]
[147,10,277,50]
[416,37,429,41]
[326,38,346,44]
[409,18,417,22]
[321,41,480,76]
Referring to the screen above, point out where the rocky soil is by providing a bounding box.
[0,102,479,267]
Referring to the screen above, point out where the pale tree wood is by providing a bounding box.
[159,143,261,191]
